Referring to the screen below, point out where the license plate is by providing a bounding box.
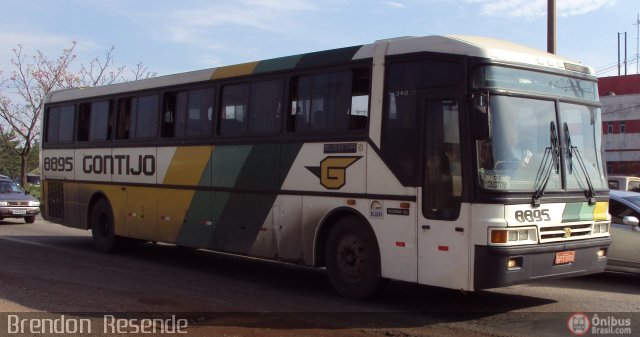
[555,251,576,265]
[11,209,27,215]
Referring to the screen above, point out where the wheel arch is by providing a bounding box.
[313,207,377,267]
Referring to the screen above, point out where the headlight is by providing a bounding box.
[28,201,40,207]
[489,227,538,245]
[593,223,609,234]
[0,201,7,206]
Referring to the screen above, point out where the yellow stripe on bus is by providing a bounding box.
[211,62,259,80]
[157,146,213,243]
[162,146,213,186]
[593,201,608,221]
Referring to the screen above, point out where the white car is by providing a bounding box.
[607,190,640,273]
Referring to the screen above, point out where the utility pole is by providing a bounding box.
[547,0,556,54]
[618,32,622,76]
[634,14,639,74]
[625,32,628,75]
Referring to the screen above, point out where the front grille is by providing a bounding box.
[47,181,65,219]
[539,223,592,243]
[7,201,30,206]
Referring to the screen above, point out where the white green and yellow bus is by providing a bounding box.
[41,35,611,299]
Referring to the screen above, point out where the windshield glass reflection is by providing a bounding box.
[561,103,607,190]
[477,96,561,191]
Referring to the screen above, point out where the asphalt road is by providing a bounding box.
[0,217,639,337]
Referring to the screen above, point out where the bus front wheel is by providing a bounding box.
[91,199,118,253]
[325,216,386,300]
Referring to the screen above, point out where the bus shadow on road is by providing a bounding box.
[533,271,640,296]
[99,239,557,328]
[0,235,556,330]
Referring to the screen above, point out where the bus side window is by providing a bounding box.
[116,97,134,140]
[288,71,350,133]
[249,79,282,134]
[45,104,76,144]
[162,91,187,138]
[58,105,75,143]
[220,83,250,135]
[186,88,213,137]
[90,101,112,141]
[77,103,91,141]
[349,68,370,130]
[134,95,158,139]
[45,107,61,143]
[75,100,111,142]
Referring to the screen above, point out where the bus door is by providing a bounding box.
[417,95,471,289]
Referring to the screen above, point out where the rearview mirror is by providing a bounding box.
[622,215,639,227]
[471,92,490,140]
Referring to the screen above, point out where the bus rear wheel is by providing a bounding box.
[91,199,120,253]
[325,216,386,300]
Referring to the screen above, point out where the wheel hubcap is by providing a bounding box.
[337,234,367,283]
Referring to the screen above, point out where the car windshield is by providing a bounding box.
[0,181,23,193]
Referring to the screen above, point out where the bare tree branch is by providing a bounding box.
[0,42,154,187]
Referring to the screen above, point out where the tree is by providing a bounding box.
[0,42,155,187]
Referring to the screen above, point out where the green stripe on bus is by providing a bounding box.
[253,55,303,74]
[177,143,303,252]
[210,143,303,253]
[211,146,253,188]
[295,46,363,69]
[562,202,595,222]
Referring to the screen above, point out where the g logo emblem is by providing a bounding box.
[306,156,361,190]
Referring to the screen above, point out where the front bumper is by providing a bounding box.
[0,207,40,218]
[474,237,611,289]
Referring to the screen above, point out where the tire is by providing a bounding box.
[90,199,119,253]
[325,216,387,300]
[24,216,36,224]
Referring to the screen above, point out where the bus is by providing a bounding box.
[41,35,611,299]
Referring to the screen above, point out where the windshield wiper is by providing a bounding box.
[532,121,560,207]
[564,122,596,205]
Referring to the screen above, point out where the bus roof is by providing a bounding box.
[46,35,593,103]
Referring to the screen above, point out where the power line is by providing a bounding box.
[602,103,640,115]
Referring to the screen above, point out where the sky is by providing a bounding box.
[0,0,638,79]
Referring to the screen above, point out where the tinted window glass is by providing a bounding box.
[77,103,91,141]
[290,71,350,132]
[423,99,461,220]
[135,95,158,139]
[46,107,61,143]
[58,105,75,143]
[220,84,249,135]
[116,97,134,140]
[77,101,111,142]
[90,101,112,141]
[163,89,213,138]
[382,60,462,185]
[249,79,282,134]
[186,89,213,137]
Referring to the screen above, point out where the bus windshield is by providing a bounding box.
[474,67,606,192]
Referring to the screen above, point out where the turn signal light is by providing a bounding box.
[491,230,508,244]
